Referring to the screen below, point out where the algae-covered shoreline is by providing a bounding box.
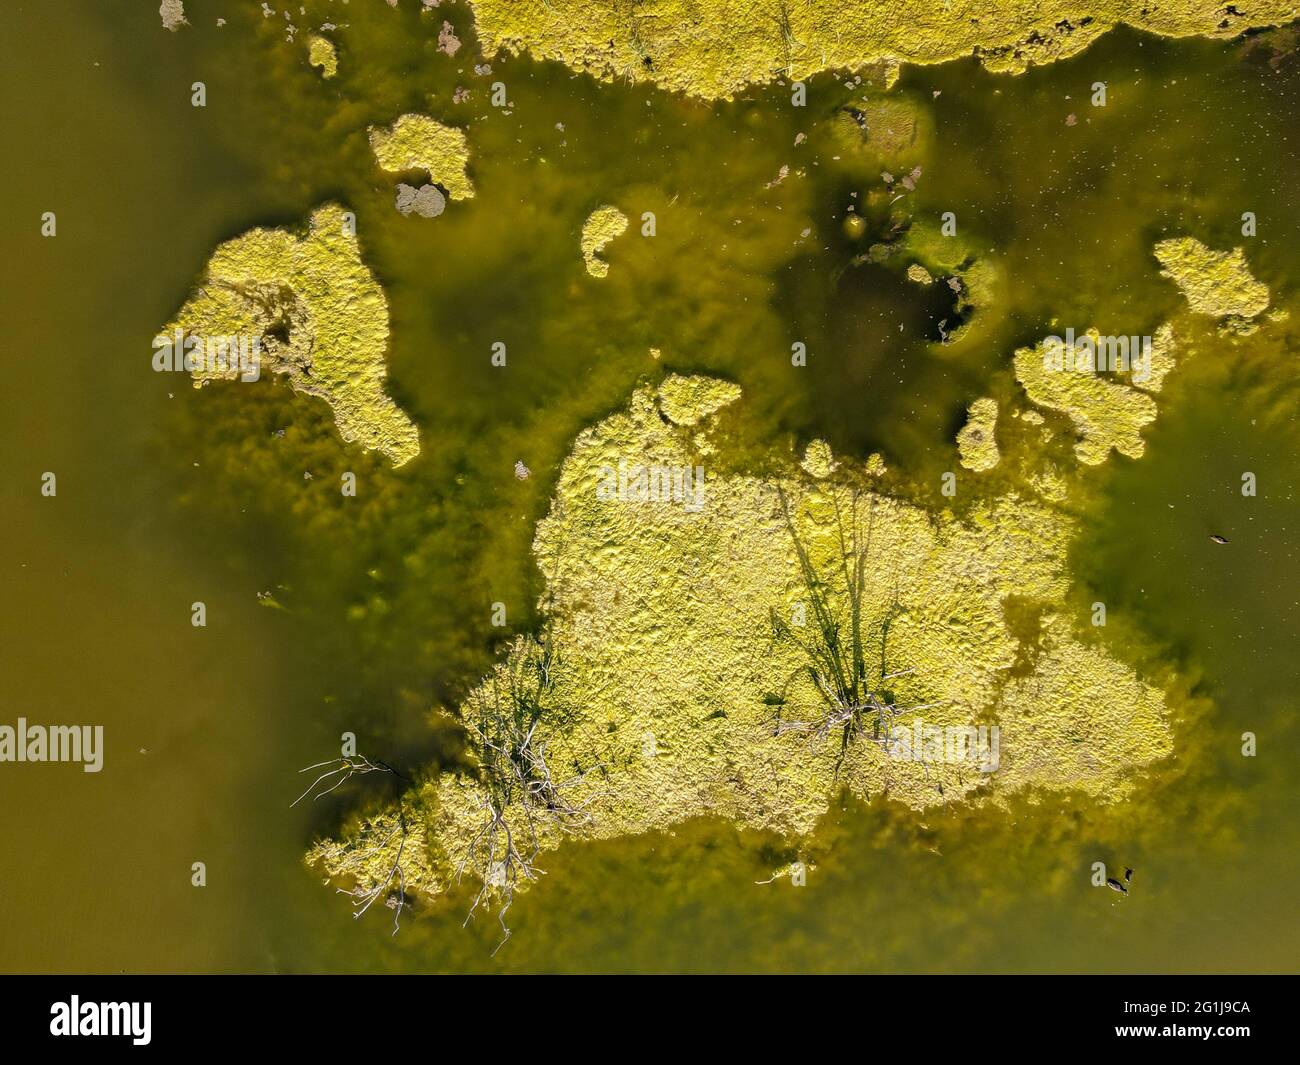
[468,0,1300,98]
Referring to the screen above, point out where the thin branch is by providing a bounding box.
[291,755,396,808]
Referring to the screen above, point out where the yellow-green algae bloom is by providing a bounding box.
[369,114,475,201]
[800,439,837,479]
[307,35,338,79]
[310,376,1171,915]
[656,373,742,425]
[1013,326,1181,466]
[1154,237,1270,320]
[956,397,1000,472]
[902,220,1003,349]
[466,0,1300,99]
[579,205,628,278]
[165,204,419,467]
[831,94,931,166]
[1142,322,1178,393]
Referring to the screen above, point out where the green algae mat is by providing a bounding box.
[1,0,1298,974]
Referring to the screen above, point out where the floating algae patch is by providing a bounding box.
[1154,236,1270,320]
[957,397,1000,472]
[165,204,419,467]
[656,373,742,426]
[307,35,338,79]
[369,114,474,201]
[310,377,1171,922]
[1142,323,1179,393]
[159,0,186,32]
[1013,331,1166,465]
[800,439,837,479]
[579,205,628,278]
[831,94,931,168]
[465,0,1300,99]
[898,220,1004,349]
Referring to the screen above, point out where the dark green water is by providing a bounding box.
[0,1,1296,972]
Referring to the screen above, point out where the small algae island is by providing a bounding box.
[1013,328,1167,466]
[307,34,338,79]
[369,114,475,202]
[165,204,419,467]
[580,205,628,278]
[1154,236,1271,323]
[1011,234,1271,468]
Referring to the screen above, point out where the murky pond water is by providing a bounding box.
[1,1,1296,972]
